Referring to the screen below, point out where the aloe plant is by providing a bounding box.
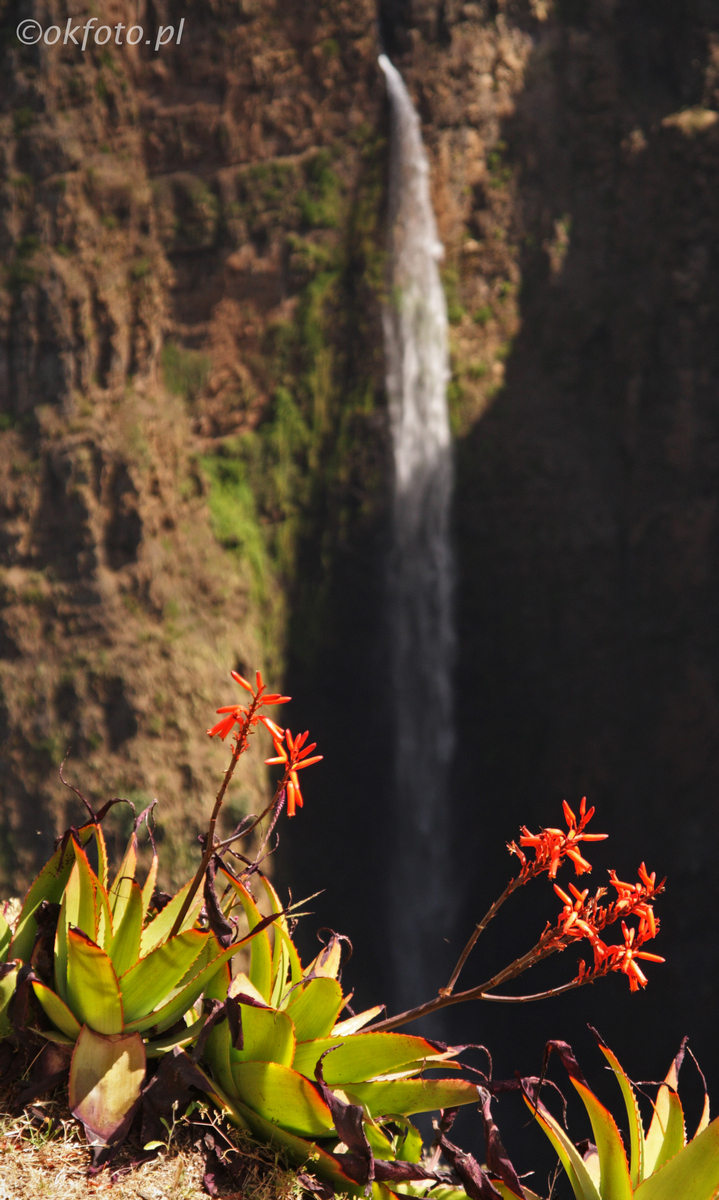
[23,821,258,1149]
[523,1031,719,1200]
[194,866,482,1195]
[0,903,15,1037]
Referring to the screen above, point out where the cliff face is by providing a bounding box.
[0,0,388,885]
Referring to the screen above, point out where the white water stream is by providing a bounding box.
[379,54,456,1016]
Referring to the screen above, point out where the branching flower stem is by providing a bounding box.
[169,694,262,938]
[367,929,583,1032]
[441,877,522,998]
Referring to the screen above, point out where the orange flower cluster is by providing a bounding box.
[265,726,323,817]
[551,862,665,992]
[509,797,608,880]
[207,670,290,742]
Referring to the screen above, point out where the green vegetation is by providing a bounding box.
[161,343,211,403]
[129,256,151,280]
[442,266,466,324]
[296,149,342,229]
[13,106,35,134]
[199,135,386,663]
[5,233,41,292]
[473,303,493,325]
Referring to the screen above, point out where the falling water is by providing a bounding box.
[379,54,456,1017]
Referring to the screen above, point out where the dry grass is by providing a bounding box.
[0,1094,306,1200]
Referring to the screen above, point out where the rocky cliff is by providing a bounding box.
[0,0,388,884]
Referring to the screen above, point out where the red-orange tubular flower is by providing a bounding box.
[207,670,291,741]
[551,858,665,992]
[265,727,323,816]
[510,796,608,880]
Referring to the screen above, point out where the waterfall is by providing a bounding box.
[379,54,456,1018]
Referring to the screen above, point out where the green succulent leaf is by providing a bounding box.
[124,940,239,1035]
[108,880,144,977]
[71,839,102,942]
[331,1006,384,1037]
[292,1032,441,1086]
[223,1089,361,1194]
[260,877,303,983]
[120,929,208,1023]
[201,963,235,1096]
[0,962,19,1037]
[32,980,82,1040]
[139,881,203,957]
[108,832,138,927]
[69,1025,146,1146]
[493,1186,543,1200]
[66,926,124,1035]
[92,824,109,894]
[344,1077,479,1118]
[231,1060,334,1138]
[570,1076,633,1200]
[231,1003,295,1067]
[141,851,159,922]
[390,1115,423,1163]
[218,869,273,1001]
[644,1050,686,1177]
[144,1014,205,1057]
[594,1033,646,1187]
[523,1091,601,1200]
[271,935,290,1009]
[10,831,91,963]
[0,912,11,961]
[283,977,344,1042]
[634,1114,719,1200]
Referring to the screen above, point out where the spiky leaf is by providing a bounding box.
[284,978,344,1042]
[108,832,138,927]
[344,1077,480,1118]
[594,1034,646,1186]
[231,1060,334,1137]
[0,962,19,1037]
[644,1049,686,1178]
[9,831,91,963]
[32,981,82,1041]
[66,927,124,1035]
[120,930,208,1023]
[634,1115,719,1200]
[570,1077,633,1200]
[522,1091,601,1200]
[293,1032,440,1086]
[108,880,143,978]
[140,881,203,956]
[218,869,273,1001]
[124,941,239,1035]
[69,1025,145,1146]
[231,1003,295,1066]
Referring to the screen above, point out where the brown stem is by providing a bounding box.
[169,701,261,939]
[368,930,577,1032]
[441,877,518,997]
[480,979,584,1003]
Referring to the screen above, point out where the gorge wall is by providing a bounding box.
[0,0,389,885]
[2,0,719,1135]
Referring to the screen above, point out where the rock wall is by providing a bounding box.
[0,0,388,887]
